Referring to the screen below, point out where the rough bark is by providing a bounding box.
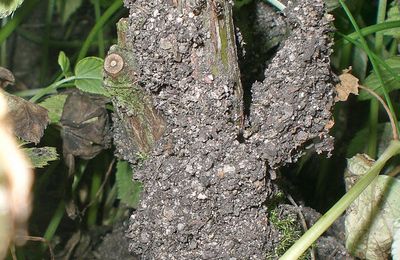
[105,0,335,258]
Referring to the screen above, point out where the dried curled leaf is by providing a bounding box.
[345,154,400,259]
[4,91,49,144]
[61,91,111,161]
[335,68,360,102]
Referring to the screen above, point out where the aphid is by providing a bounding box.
[193,0,207,16]
[212,0,224,19]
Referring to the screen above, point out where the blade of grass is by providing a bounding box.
[338,32,400,86]
[93,0,105,58]
[16,28,115,49]
[1,17,8,67]
[281,140,400,259]
[77,0,123,62]
[40,0,55,84]
[338,0,399,137]
[336,20,400,47]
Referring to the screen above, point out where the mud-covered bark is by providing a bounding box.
[105,0,336,258]
[249,1,335,172]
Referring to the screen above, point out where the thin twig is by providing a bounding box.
[287,194,316,260]
[358,85,399,141]
[81,158,116,215]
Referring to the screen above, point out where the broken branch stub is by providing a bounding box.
[105,0,336,258]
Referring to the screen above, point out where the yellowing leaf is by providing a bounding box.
[335,68,360,102]
[345,154,400,259]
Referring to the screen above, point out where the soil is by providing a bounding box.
[107,0,338,258]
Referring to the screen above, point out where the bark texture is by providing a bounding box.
[106,0,335,258]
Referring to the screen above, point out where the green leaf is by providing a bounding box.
[24,147,59,168]
[384,3,400,39]
[115,161,142,208]
[58,51,71,77]
[38,94,68,124]
[347,122,395,158]
[74,57,109,96]
[359,57,400,100]
[56,0,83,25]
[0,0,24,18]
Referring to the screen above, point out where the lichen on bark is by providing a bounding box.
[106,0,336,258]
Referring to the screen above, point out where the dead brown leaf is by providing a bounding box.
[4,91,49,144]
[0,67,15,89]
[61,91,111,163]
[335,67,360,102]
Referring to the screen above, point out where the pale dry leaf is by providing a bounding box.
[345,154,400,260]
[335,68,360,102]
[392,219,400,260]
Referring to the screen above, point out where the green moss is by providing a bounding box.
[266,208,311,260]
[218,24,229,67]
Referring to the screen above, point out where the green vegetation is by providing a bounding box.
[266,208,309,260]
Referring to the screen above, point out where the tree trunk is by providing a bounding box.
[104,0,336,258]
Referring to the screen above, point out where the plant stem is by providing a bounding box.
[77,0,123,62]
[368,0,387,158]
[29,76,78,103]
[264,0,286,11]
[281,140,400,259]
[359,85,398,140]
[42,201,65,250]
